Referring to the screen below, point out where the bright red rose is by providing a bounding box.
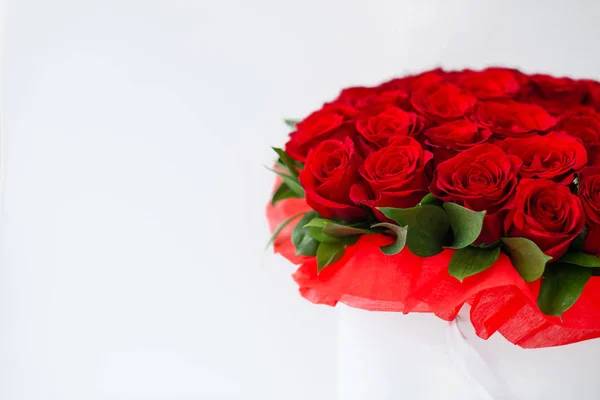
[475,101,556,138]
[456,68,521,99]
[430,144,522,243]
[350,137,432,214]
[355,105,424,151]
[556,112,600,147]
[285,104,358,162]
[299,138,367,221]
[424,119,492,163]
[411,83,477,122]
[504,179,585,260]
[499,131,587,184]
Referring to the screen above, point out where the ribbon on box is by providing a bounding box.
[267,197,600,348]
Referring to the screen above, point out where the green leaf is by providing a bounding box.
[272,147,300,178]
[266,213,305,249]
[284,119,300,129]
[419,193,442,207]
[292,212,319,256]
[448,246,501,282]
[378,205,450,257]
[316,242,346,273]
[372,222,408,255]
[271,183,301,205]
[266,167,304,197]
[305,226,343,244]
[537,263,592,317]
[443,203,486,249]
[559,252,600,268]
[304,217,374,237]
[501,237,552,282]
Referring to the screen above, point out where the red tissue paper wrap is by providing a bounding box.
[267,196,600,348]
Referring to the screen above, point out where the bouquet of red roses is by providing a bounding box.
[267,67,600,348]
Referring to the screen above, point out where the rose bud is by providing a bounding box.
[355,105,424,153]
[556,112,600,147]
[350,136,432,216]
[499,131,587,184]
[475,101,556,138]
[285,104,358,162]
[430,144,522,244]
[505,179,585,260]
[299,137,367,221]
[411,83,478,122]
[455,67,521,100]
[423,119,492,164]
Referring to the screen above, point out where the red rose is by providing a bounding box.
[285,104,358,162]
[430,144,521,243]
[333,86,410,110]
[582,79,600,112]
[475,101,556,138]
[377,68,446,92]
[579,167,600,224]
[411,83,477,122]
[556,112,600,147]
[299,138,367,221]
[350,137,432,214]
[530,74,586,101]
[424,119,492,163]
[499,131,587,184]
[456,68,521,99]
[355,105,424,151]
[505,179,585,260]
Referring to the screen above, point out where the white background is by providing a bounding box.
[1,1,600,399]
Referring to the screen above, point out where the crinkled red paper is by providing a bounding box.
[267,196,600,348]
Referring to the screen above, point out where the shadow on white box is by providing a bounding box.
[337,304,600,400]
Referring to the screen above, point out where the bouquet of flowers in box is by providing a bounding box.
[267,67,600,348]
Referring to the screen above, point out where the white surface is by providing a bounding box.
[2,1,600,399]
[338,305,600,400]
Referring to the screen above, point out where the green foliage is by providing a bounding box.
[371,222,408,255]
[378,205,450,257]
[537,263,592,317]
[501,237,552,282]
[448,246,501,282]
[443,203,486,249]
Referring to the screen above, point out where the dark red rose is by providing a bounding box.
[499,131,587,184]
[411,83,477,122]
[456,68,521,99]
[582,79,600,112]
[530,74,586,101]
[579,166,600,255]
[285,104,358,161]
[523,75,588,116]
[475,101,556,138]
[505,179,585,260]
[579,167,600,225]
[430,144,522,243]
[299,138,367,221]
[556,112,600,147]
[355,105,424,151]
[424,119,492,163]
[350,137,432,214]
